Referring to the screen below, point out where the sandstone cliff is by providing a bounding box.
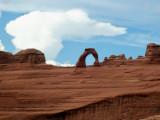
[28,92,160,120]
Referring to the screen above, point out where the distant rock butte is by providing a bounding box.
[145,43,160,63]
[0,49,45,64]
[103,43,160,65]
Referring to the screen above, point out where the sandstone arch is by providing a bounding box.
[76,48,100,67]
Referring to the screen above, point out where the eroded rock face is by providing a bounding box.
[29,93,160,120]
[137,56,145,60]
[117,54,126,60]
[14,49,45,64]
[145,43,160,63]
[103,55,146,66]
[128,57,132,60]
[76,48,100,67]
[0,51,12,64]
[103,43,160,65]
[0,49,45,64]
[108,55,117,60]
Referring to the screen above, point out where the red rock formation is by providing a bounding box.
[76,48,100,67]
[0,49,45,64]
[145,43,160,63]
[117,54,126,60]
[103,43,160,65]
[108,55,117,60]
[14,49,45,64]
[0,51,12,64]
[128,56,132,60]
[30,93,160,120]
[104,57,107,61]
[137,56,145,59]
[103,54,126,65]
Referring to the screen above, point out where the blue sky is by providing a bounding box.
[0,0,160,66]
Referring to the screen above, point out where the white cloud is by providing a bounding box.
[0,0,121,12]
[97,32,160,48]
[125,33,160,46]
[46,60,74,67]
[1,0,160,35]
[0,40,5,51]
[0,0,159,25]
[6,10,126,60]
[117,33,160,47]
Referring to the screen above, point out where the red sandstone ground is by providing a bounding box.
[0,63,160,120]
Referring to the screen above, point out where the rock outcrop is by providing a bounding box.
[0,49,45,64]
[103,43,160,65]
[137,56,145,60]
[103,54,126,65]
[117,54,126,60]
[108,55,117,60]
[128,56,132,60]
[0,51,12,64]
[76,48,100,67]
[103,55,147,66]
[145,43,160,63]
[14,49,45,64]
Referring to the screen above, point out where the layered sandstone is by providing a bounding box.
[0,51,12,64]
[0,64,160,120]
[145,43,160,63]
[29,93,160,120]
[14,49,45,64]
[0,49,45,64]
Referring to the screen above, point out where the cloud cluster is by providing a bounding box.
[125,33,160,46]
[0,40,5,51]
[46,60,74,67]
[0,0,123,12]
[0,0,160,26]
[6,10,126,60]
[101,33,160,48]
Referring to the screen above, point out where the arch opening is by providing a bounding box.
[86,54,95,66]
